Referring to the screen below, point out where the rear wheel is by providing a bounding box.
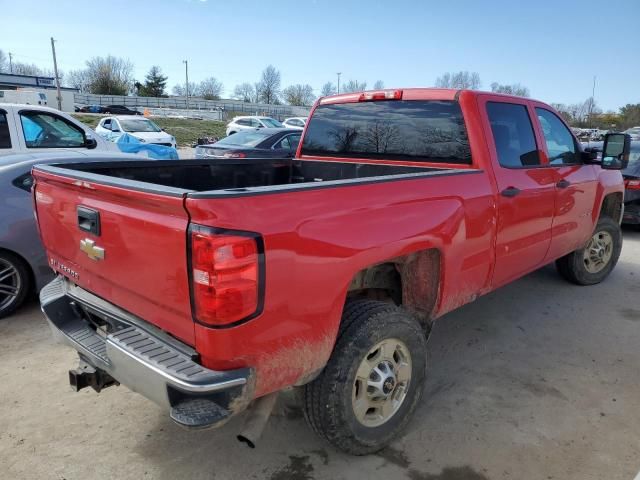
[556,217,622,285]
[0,252,31,319]
[303,300,427,455]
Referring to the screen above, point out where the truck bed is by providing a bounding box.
[38,158,468,197]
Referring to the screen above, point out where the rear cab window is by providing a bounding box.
[301,100,472,164]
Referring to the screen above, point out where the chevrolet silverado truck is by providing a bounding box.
[32,88,631,455]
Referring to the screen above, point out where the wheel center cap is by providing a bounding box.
[383,377,396,394]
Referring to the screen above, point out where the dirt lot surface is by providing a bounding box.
[1,228,639,480]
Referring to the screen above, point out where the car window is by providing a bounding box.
[301,100,472,164]
[119,118,161,132]
[236,119,250,126]
[275,136,292,149]
[287,133,301,150]
[20,111,85,148]
[215,130,272,147]
[111,120,120,131]
[250,119,262,127]
[261,118,283,128]
[289,119,303,127]
[536,108,579,165]
[0,113,11,148]
[103,119,112,130]
[486,102,540,168]
[12,172,34,192]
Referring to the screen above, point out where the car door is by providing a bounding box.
[479,96,557,287]
[17,110,88,153]
[532,104,599,260]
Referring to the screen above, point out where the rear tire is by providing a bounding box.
[0,252,31,319]
[556,217,622,285]
[303,299,427,455]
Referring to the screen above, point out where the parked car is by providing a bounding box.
[103,105,141,115]
[282,117,307,130]
[33,88,629,455]
[226,116,283,136]
[194,128,301,159]
[584,140,640,226]
[95,116,177,148]
[0,151,143,318]
[624,126,640,141]
[0,103,116,158]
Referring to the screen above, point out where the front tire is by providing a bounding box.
[556,216,622,285]
[0,252,31,319]
[303,300,427,455]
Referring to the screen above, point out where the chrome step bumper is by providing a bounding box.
[40,276,252,427]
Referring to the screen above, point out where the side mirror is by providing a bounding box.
[601,133,631,170]
[85,136,98,150]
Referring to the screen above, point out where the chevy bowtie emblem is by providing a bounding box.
[80,238,105,261]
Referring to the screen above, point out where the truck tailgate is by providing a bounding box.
[33,169,195,344]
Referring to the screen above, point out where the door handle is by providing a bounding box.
[501,187,521,197]
[77,206,101,236]
[556,179,570,189]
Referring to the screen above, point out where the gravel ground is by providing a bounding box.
[1,228,639,480]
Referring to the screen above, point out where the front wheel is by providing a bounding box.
[556,216,622,285]
[303,300,427,455]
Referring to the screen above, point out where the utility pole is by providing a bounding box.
[50,38,63,110]
[183,60,189,114]
[336,72,341,94]
[8,52,13,74]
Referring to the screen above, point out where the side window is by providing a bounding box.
[111,120,120,132]
[486,102,540,168]
[535,108,579,165]
[251,119,262,128]
[276,136,291,150]
[289,133,301,150]
[0,113,11,149]
[12,172,34,192]
[237,119,250,126]
[102,119,112,130]
[20,112,85,148]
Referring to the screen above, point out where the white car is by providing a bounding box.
[624,127,640,141]
[282,117,307,130]
[96,116,177,148]
[226,116,282,136]
[0,103,115,157]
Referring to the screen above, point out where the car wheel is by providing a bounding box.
[303,299,427,455]
[556,217,622,285]
[0,252,31,319]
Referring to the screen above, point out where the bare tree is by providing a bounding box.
[0,49,7,73]
[78,56,135,95]
[233,82,254,102]
[12,62,43,76]
[490,82,530,97]
[253,82,262,104]
[258,65,281,104]
[320,81,336,97]
[199,77,224,100]
[342,80,367,93]
[283,84,315,106]
[373,80,385,90]
[172,82,199,96]
[66,69,90,92]
[435,71,481,90]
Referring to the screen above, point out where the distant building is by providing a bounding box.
[0,73,78,112]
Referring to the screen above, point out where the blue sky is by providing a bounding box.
[2,0,638,111]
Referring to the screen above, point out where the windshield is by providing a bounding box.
[261,118,283,128]
[216,130,272,147]
[119,119,162,132]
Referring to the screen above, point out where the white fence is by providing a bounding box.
[74,93,310,121]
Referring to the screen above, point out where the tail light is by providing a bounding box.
[190,226,264,326]
[625,179,640,190]
[358,90,403,102]
[223,152,247,159]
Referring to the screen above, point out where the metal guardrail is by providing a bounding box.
[74,94,310,121]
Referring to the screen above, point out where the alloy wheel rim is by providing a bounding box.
[0,259,21,311]
[352,338,412,428]
[583,231,613,274]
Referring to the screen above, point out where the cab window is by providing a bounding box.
[20,111,85,148]
[486,102,540,168]
[0,113,11,148]
[535,108,579,165]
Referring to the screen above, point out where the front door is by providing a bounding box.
[480,96,557,287]
[532,105,599,260]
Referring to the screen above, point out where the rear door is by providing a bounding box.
[531,105,599,260]
[33,170,195,343]
[479,95,556,287]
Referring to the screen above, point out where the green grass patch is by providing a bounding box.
[71,114,227,147]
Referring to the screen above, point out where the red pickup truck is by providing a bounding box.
[33,88,630,455]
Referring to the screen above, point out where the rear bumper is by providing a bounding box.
[40,276,253,427]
